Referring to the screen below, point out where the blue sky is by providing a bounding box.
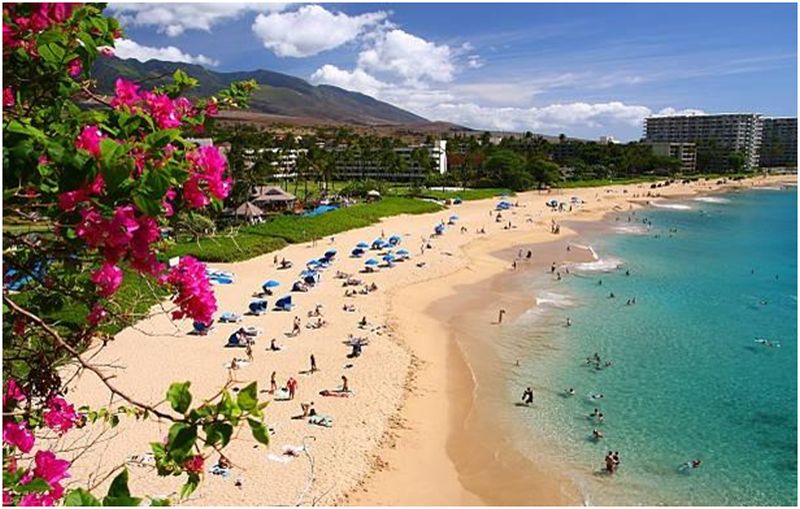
[110,3,797,140]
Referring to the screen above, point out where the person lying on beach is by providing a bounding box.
[343,304,356,312]
[308,304,324,317]
[344,289,357,297]
[269,338,282,351]
[358,316,368,328]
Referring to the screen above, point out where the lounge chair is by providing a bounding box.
[248,300,268,315]
[219,312,242,323]
[275,296,293,311]
[192,320,214,335]
[308,415,334,427]
[292,281,309,292]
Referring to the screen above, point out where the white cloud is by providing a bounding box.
[653,107,707,117]
[466,55,484,69]
[310,64,389,97]
[109,3,285,37]
[252,5,387,58]
[357,29,455,85]
[310,64,680,135]
[114,39,219,66]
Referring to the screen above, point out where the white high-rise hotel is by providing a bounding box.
[644,113,764,171]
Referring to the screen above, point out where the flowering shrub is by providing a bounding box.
[3,3,264,506]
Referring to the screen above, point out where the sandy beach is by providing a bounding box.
[61,174,795,505]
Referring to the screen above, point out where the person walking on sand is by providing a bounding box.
[245,342,253,362]
[310,354,317,373]
[292,316,301,336]
[287,377,298,399]
[498,309,506,324]
[341,375,350,393]
[270,371,277,394]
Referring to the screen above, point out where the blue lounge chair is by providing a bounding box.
[219,312,241,323]
[192,320,214,335]
[248,300,268,315]
[275,296,293,311]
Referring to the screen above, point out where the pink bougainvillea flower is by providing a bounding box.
[182,145,231,208]
[3,420,34,453]
[90,263,123,297]
[57,190,88,212]
[3,379,26,407]
[42,396,78,435]
[66,58,82,78]
[143,92,181,129]
[87,303,108,326]
[74,125,105,158]
[165,256,217,325]
[18,492,56,506]
[110,78,140,110]
[183,455,204,474]
[3,87,14,108]
[33,450,70,487]
[204,99,218,117]
[75,207,107,247]
[99,46,114,57]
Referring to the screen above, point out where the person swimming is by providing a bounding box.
[566,388,576,396]
[592,429,604,440]
[591,393,605,400]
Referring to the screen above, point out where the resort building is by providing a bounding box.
[243,147,308,176]
[644,113,763,171]
[332,141,447,180]
[759,117,797,169]
[647,142,697,173]
[249,185,297,212]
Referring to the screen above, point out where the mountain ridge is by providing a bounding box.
[92,57,433,127]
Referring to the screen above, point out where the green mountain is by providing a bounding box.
[92,57,429,126]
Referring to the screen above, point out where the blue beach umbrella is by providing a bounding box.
[356,241,370,249]
[365,258,380,266]
[434,224,445,235]
[383,254,396,262]
[388,235,402,245]
[324,249,337,258]
[396,248,409,258]
[263,279,281,288]
[351,248,365,257]
[450,215,459,221]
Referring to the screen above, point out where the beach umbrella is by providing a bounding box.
[388,235,402,245]
[324,249,337,258]
[233,201,264,219]
[434,224,445,235]
[365,258,380,266]
[449,215,459,222]
[356,241,370,249]
[383,254,396,262]
[299,269,317,278]
[396,248,409,257]
[351,248,365,257]
[306,258,320,266]
[262,279,281,288]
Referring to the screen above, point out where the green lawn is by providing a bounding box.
[409,187,514,201]
[166,197,442,263]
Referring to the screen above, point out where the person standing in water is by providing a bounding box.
[498,309,506,324]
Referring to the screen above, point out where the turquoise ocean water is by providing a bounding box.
[499,187,797,505]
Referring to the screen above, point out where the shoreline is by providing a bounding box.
[61,175,795,506]
[351,174,796,506]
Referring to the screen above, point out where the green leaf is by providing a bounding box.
[236,382,258,412]
[145,129,180,149]
[38,42,66,64]
[102,469,143,506]
[167,423,197,461]
[203,422,233,448]
[15,478,51,494]
[248,418,270,446]
[64,488,102,506]
[180,474,199,500]
[166,381,192,414]
[150,497,171,506]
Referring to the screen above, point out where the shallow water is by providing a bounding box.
[499,188,797,505]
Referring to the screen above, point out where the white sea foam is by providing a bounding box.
[752,186,783,191]
[570,256,624,273]
[612,225,648,235]
[651,201,692,210]
[535,291,574,308]
[693,196,731,204]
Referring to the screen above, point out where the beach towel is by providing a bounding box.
[273,388,291,401]
[267,454,292,463]
[209,465,231,478]
[319,390,351,398]
[308,415,334,427]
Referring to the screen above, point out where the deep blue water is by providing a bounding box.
[502,188,797,505]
